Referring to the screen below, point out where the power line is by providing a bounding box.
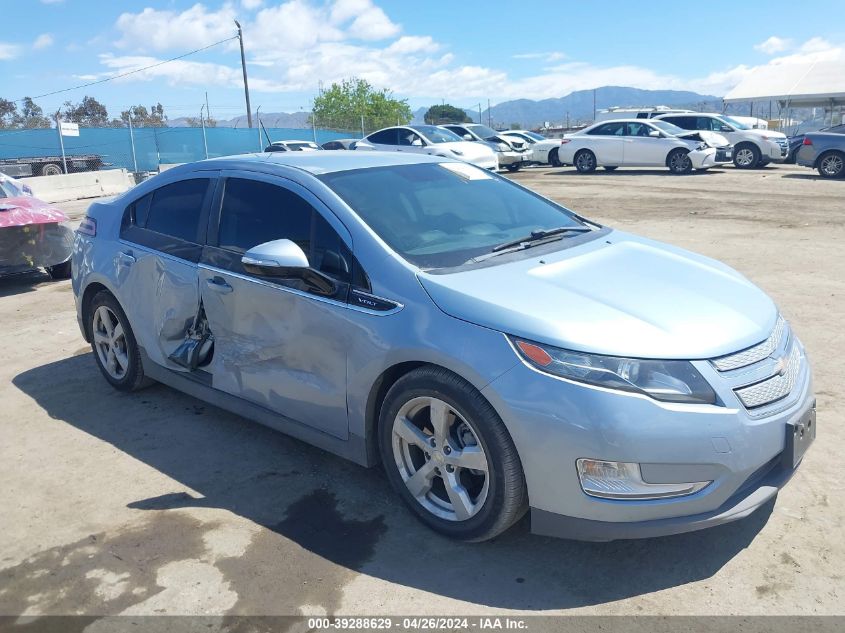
[16,36,239,104]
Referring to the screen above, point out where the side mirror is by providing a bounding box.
[648,130,661,138]
[463,134,473,141]
[720,125,733,132]
[411,138,423,147]
[241,239,336,295]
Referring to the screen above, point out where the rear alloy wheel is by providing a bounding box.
[667,149,693,174]
[549,148,562,167]
[379,367,527,541]
[574,149,597,173]
[817,151,845,178]
[88,291,151,392]
[733,143,760,169]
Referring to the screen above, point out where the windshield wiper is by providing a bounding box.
[491,226,592,252]
[466,226,593,264]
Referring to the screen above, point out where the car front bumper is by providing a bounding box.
[482,338,815,540]
[497,151,531,167]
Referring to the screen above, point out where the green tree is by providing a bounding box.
[183,116,217,128]
[311,77,412,132]
[19,97,51,128]
[424,104,471,124]
[62,95,110,127]
[0,98,17,128]
[117,103,168,127]
[510,122,521,130]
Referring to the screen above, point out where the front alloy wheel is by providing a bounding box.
[379,366,527,541]
[392,396,489,521]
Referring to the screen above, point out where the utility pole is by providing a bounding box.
[592,89,597,121]
[487,99,491,127]
[477,103,482,124]
[205,91,211,121]
[234,20,252,128]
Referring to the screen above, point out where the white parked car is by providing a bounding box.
[654,113,788,168]
[501,130,565,166]
[558,119,732,174]
[354,125,498,170]
[265,140,321,152]
[440,124,531,172]
[594,106,695,123]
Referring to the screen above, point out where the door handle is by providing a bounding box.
[205,276,233,294]
[117,251,135,267]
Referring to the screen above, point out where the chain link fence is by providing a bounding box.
[0,123,362,177]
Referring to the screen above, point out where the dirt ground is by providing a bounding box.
[1,163,842,619]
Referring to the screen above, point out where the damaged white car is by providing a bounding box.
[558,119,732,174]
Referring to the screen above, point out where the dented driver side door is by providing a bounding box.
[197,172,354,440]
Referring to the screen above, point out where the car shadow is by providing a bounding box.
[0,269,56,298]
[542,168,726,177]
[13,354,774,610]
[781,173,826,180]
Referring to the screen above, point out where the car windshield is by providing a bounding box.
[319,162,586,270]
[411,125,462,144]
[524,131,545,141]
[468,124,500,139]
[717,115,749,130]
[650,120,686,135]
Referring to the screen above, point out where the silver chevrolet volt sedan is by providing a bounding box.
[72,152,815,542]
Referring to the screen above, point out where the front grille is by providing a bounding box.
[734,343,801,408]
[711,316,787,371]
[776,138,789,155]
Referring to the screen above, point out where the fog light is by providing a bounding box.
[576,459,711,500]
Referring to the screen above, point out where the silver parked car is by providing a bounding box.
[796,131,845,178]
[72,152,815,542]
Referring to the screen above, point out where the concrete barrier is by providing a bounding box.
[25,169,136,203]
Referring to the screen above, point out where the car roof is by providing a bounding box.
[169,150,452,177]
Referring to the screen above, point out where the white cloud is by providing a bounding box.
[513,51,566,62]
[33,33,54,50]
[0,42,21,60]
[242,0,263,8]
[385,36,438,55]
[115,4,238,52]
[40,0,64,4]
[754,36,792,55]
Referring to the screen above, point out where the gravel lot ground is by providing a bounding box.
[1,164,842,619]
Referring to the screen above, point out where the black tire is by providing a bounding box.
[505,163,521,172]
[733,143,760,169]
[816,151,845,179]
[39,163,63,176]
[574,149,597,173]
[87,290,152,392]
[603,166,618,171]
[667,148,693,174]
[756,157,771,168]
[549,148,562,167]
[47,259,72,280]
[378,366,528,542]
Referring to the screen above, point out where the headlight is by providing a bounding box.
[511,337,718,404]
[697,142,708,151]
[496,143,510,152]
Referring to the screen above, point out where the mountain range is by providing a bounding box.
[169,86,771,130]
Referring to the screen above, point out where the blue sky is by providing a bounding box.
[4,0,844,120]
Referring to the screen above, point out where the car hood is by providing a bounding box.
[417,230,777,359]
[744,128,786,139]
[0,196,68,228]
[676,130,731,147]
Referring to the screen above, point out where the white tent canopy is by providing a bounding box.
[724,60,845,107]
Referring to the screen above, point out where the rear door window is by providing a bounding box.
[588,122,625,136]
[367,129,398,145]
